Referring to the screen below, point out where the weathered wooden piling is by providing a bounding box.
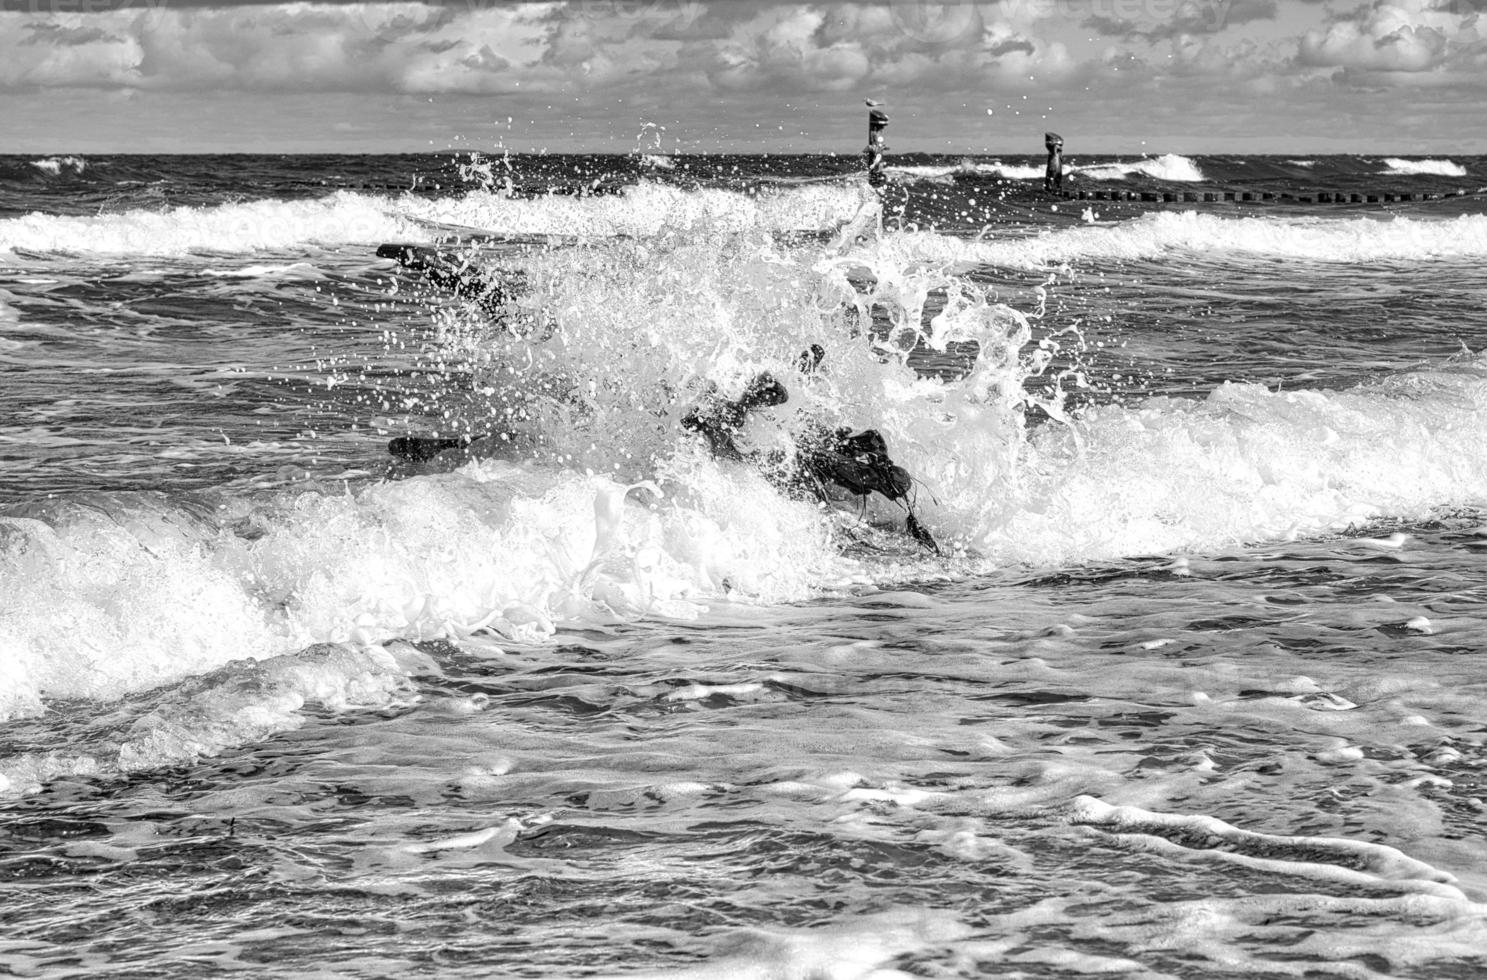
[865,100,889,190]
[1044,133,1063,193]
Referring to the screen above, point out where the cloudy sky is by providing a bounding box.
[1,0,1483,154]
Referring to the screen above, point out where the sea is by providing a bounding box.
[2,150,1487,979]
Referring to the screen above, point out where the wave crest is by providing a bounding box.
[1382,157,1467,177]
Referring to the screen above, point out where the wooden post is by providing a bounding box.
[1043,132,1063,193]
[865,100,889,190]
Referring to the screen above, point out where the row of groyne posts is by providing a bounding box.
[1063,186,1477,204]
[862,103,1477,205]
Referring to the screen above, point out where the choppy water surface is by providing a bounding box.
[2,153,1487,978]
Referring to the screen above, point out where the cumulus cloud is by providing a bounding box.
[1297,0,1483,74]
[0,0,1096,98]
[0,3,569,92]
[20,22,118,45]
[1165,32,1287,77]
[1082,0,1278,41]
[706,6,871,92]
[6,0,1484,152]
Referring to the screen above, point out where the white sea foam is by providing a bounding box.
[952,363,1487,565]
[886,210,1487,268]
[590,907,974,980]
[6,210,1487,794]
[0,459,842,787]
[201,261,323,278]
[0,506,284,724]
[0,640,433,795]
[1383,157,1467,177]
[29,155,86,176]
[502,227,1487,570]
[886,164,959,179]
[888,161,1044,181]
[0,191,426,257]
[112,641,435,773]
[1077,153,1205,182]
[0,183,864,258]
[1069,796,1462,895]
[401,180,865,238]
[982,161,1046,181]
[0,459,839,717]
[3,359,1485,788]
[1063,796,1487,971]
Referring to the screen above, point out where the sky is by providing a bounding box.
[1,0,1484,154]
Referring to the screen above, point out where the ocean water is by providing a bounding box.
[2,151,1487,978]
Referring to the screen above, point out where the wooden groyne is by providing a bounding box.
[1060,187,1481,205]
[864,99,889,190]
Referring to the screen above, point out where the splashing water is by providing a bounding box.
[5,154,1487,979]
